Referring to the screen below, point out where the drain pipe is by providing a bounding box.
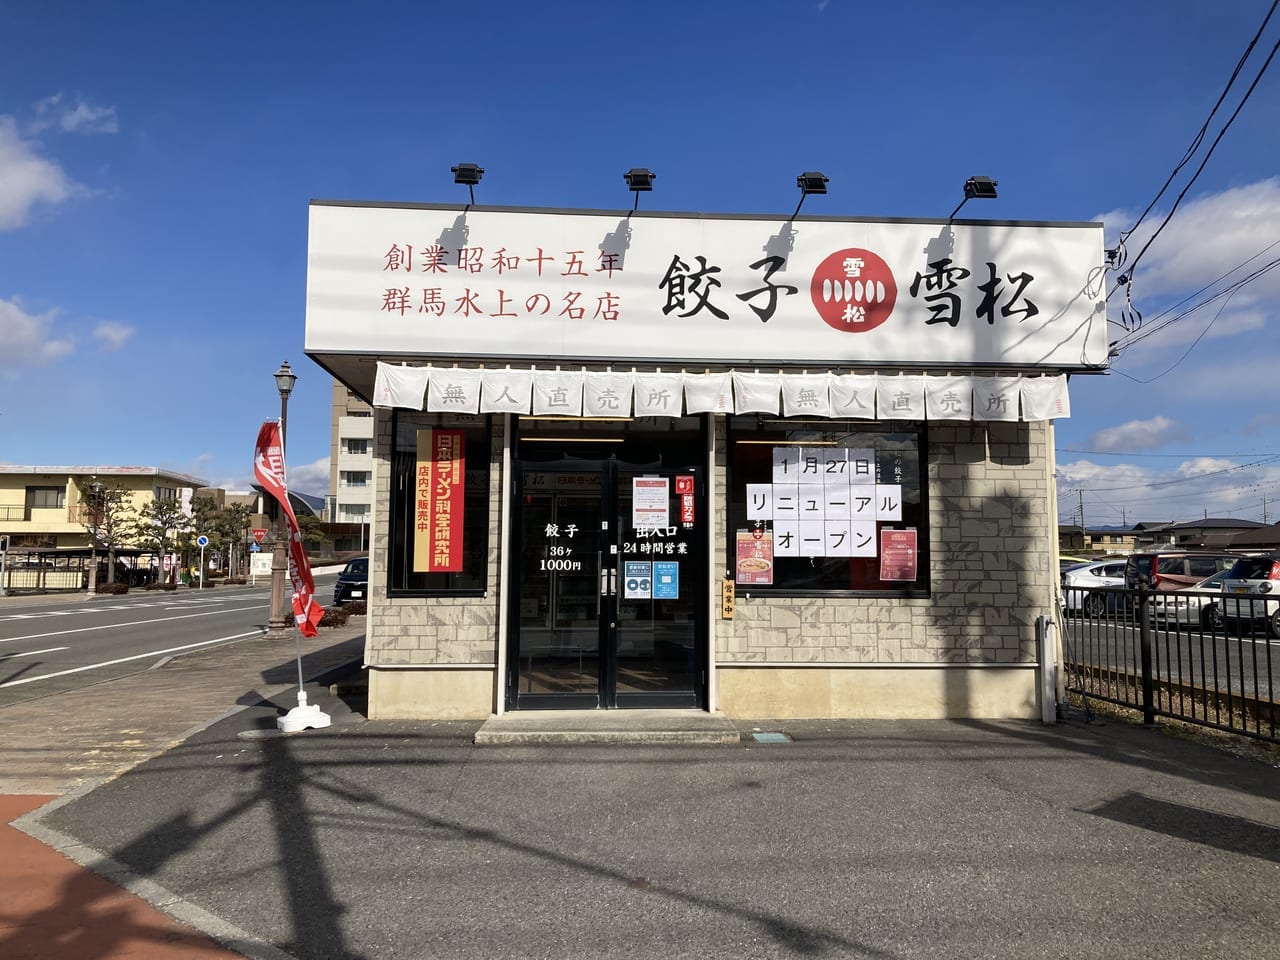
[1036,614,1058,724]
[494,414,512,717]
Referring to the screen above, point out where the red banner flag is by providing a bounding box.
[253,420,325,637]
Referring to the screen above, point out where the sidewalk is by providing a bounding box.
[1,794,250,960]
[0,608,366,959]
[2,589,1279,959]
[7,696,1280,958]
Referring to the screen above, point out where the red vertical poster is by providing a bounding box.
[879,528,918,581]
[415,429,465,572]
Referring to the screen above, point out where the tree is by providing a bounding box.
[183,496,225,579]
[80,480,133,585]
[185,497,253,578]
[130,498,192,585]
[215,502,253,577]
[295,511,332,554]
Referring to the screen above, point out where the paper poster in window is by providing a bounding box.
[879,528,918,581]
[736,529,774,585]
[632,477,670,528]
[414,429,466,572]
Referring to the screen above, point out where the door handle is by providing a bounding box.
[598,552,606,614]
[608,568,617,596]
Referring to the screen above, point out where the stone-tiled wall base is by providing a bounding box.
[367,668,495,720]
[716,666,1038,719]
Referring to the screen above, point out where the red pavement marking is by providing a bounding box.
[0,795,247,959]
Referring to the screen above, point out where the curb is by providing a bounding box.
[10,649,366,960]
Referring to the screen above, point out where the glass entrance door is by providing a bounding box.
[508,421,705,709]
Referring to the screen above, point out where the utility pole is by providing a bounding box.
[1264,495,1269,524]
[1078,489,1086,551]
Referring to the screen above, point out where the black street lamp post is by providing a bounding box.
[86,480,104,594]
[266,360,297,639]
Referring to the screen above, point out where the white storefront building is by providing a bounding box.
[304,199,1107,719]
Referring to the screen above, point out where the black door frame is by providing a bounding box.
[505,420,707,710]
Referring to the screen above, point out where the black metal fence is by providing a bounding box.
[1061,583,1279,743]
[0,548,156,595]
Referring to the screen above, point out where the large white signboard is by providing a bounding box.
[306,203,1109,369]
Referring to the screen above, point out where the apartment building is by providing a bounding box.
[329,380,374,552]
[0,465,208,551]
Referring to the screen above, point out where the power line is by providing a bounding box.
[1062,474,1280,509]
[1113,254,1280,353]
[1110,285,1239,383]
[1107,5,1280,324]
[1057,449,1278,458]
[1055,455,1280,493]
[1120,236,1280,331]
[1113,0,1278,252]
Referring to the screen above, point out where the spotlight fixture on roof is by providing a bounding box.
[947,175,998,222]
[793,171,829,217]
[624,168,656,211]
[451,162,484,204]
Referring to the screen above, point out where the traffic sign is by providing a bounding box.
[250,543,261,553]
[251,528,267,544]
[196,534,210,548]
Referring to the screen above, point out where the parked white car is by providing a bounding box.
[1061,560,1126,618]
[1221,555,1280,637]
[1149,570,1229,630]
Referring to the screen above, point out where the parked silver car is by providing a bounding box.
[1221,555,1280,637]
[1061,559,1126,618]
[1149,570,1229,630]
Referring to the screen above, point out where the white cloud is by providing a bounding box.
[1087,416,1190,452]
[1243,413,1280,435]
[1096,178,1280,306]
[92,321,134,351]
[1056,456,1280,526]
[0,116,75,229]
[289,457,331,496]
[31,93,118,135]
[0,297,74,368]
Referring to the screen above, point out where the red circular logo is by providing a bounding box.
[810,248,897,333]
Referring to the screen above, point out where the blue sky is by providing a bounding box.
[1,1,1278,529]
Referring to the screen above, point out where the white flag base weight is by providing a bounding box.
[277,690,331,733]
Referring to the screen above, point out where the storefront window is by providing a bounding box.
[389,413,490,596]
[726,416,928,597]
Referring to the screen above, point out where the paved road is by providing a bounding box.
[0,573,339,707]
[1,589,1278,959]
[1064,612,1279,703]
[26,712,1280,960]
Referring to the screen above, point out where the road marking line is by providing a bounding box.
[0,603,269,644]
[0,646,68,660]
[0,631,264,687]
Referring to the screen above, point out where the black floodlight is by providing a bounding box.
[793,171,829,216]
[451,162,484,203]
[451,162,484,185]
[964,175,999,200]
[624,168,655,191]
[624,168,656,211]
[949,175,999,221]
[796,171,829,195]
